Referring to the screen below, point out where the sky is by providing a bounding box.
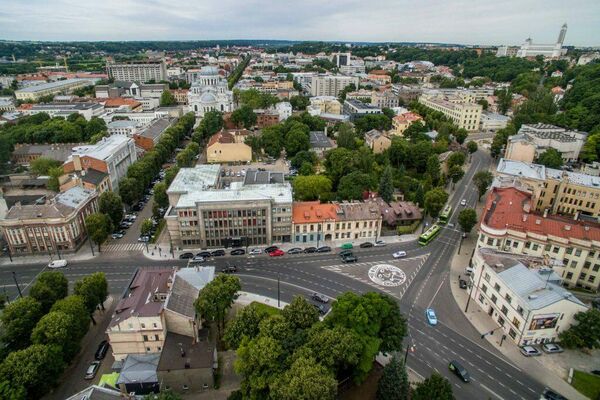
[0,0,599,47]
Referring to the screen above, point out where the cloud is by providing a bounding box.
[0,0,598,46]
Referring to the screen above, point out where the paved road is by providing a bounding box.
[0,151,548,400]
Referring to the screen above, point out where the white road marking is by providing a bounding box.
[479,383,505,400]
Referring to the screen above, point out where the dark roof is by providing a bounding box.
[81,168,108,186]
[158,330,216,372]
[65,385,122,400]
[164,267,214,318]
[243,170,285,185]
[138,118,176,140]
[116,353,159,385]
[310,131,333,149]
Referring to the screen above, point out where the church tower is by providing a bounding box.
[557,23,567,45]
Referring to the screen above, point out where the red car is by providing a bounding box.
[269,249,285,257]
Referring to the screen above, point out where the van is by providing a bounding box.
[465,266,474,276]
[48,259,68,269]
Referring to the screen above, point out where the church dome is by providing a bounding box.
[200,66,219,76]
[200,92,217,103]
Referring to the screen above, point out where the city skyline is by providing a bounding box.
[0,0,599,47]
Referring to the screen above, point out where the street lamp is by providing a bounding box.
[404,340,415,364]
[12,271,22,298]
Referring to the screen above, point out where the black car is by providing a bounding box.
[230,249,246,256]
[312,292,329,303]
[313,303,327,315]
[541,388,568,400]
[94,340,109,360]
[211,249,226,257]
[342,255,358,263]
[360,242,374,248]
[448,360,470,382]
[197,251,212,258]
[222,266,238,274]
[316,246,331,253]
[304,247,317,253]
[287,248,303,254]
[459,279,468,289]
[131,203,143,212]
[264,246,279,254]
[179,252,194,260]
[339,250,353,258]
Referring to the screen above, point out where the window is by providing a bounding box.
[517,306,524,316]
[487,238,494,246]
[498,316,505,326]
[484,273,491,282]
[580,273,587,280]
[566,272,574,280]
[588,276,595,283]
[501,305,508,315]
[155,335,159,341]
[478,294,485,303]
[143,335,149,342]
[505,294,512,304]
[584,262,591,270]
[491,294,497,304]
[509,329,517,339]
[552,246,560,254]
[575,249,582,257]
[512,318,520,329]
[146,347,151,352]
[594,265,600,272]
[481,284,487,294]
[494,283,501,292]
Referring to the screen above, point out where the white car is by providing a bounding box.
[249,248,262,255]
[48,259,68,269]
[460,199,467,206]
[374,240,386,247]
[393,251,407,258]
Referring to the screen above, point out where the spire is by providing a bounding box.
[557,23,567,45]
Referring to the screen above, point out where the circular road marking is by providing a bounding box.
[368,264,407,287]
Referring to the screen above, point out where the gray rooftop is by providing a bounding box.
[65,385,122,400]
[116,353,159,385]
[30,102,103,111]
[168,164,221,194]
[138,117,176,140]
[16,78,95,93]
[69,135,133,162]
[107,120,138,129]
[243,169,285,185]
[310,131,333,149]
[344,98,381,111]
[164,267,215,318]
[497,158,600,189]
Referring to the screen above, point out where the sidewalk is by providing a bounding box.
[0,244,97,266]
[449,228,588,400]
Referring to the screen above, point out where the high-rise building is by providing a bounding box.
[106,59,168,83]
[332,52,351,67]
[310,75,359,97]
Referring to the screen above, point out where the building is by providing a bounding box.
[496,46,519,57]
[108,268,174,361]
[66,385,123,400]
[332,52,351,67]
[188,66,234,117]
[116,353,160,395]
[63,135,138,192]
[11,143,83,166]
[0,96,16,112]
[106,60,167,83]
[365,197,422,227]
[342,99,382,121]
[504,123,587,163]
[59,168,111,194]
[292,201,382,244]
[206,129,252,164]
[577,52,600,66]
[14,78,97,101]
[419,94,482,132]
[480,111,510,132]
[165,166,292,248]
[23,102,104,121]
[309,96,342,115]
[371,90,399,109]
[310,75,359,97]
[133,118,177,151]
[107,120,139,137]
[170,89,189,105]
[391,112,423,136]
[516,24,568,58]
[364,129,391,154]
[255,109,280,128]
[309,131,334,157]
[101,98,143,112]
[469,248,587,345]
[477,185,600,291]
[368,70,392,85]
[275,101,292,121]
[0,186,98,255]
[95,82,168,99]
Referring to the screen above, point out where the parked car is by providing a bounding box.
[341,243,353,250]
[111,232,124,239]
[316,246,331,253]
[360,242,374,248]
[339,249,353,258]
[230,249,246,256]
[222,266,238,274]
[249,248,262,255]
[374,240,386,247]
[85,361,101,380]
[48,259,68,269]
[459,279,468,289]
[192,255,205,262]
[95,340,109,360]
[287,248,303,254]
[211,249,225,257]
[312,292,329,303]
[269,249,285,257]
[313,303,327,315]
[520,345,541,357]
[448,360,470,382]
[179,252,194,260]
[304,247,317,253]
[541,388,568,400]
[138,236,150,243]
[264,246,279,254]
[119,222,132,229]
[425,308,438,326]
[342,255,358,263]
[393,251,407,258]
[197,251,212,258]
[542,343,563,354]
[460,199,467,206]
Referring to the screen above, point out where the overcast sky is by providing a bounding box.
[1,0,599,46]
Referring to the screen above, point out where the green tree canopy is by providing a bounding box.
[74,272,109,315]
[424,188,449,218]
[85,213,112,251]
[98,191,124,228]
[337,172,374,201]
[458,208,478,233]
[466,140,478,154]
[224,302,271,350]
[292,175,332,201]
[412,372,454,400]
[281,296,319,331]
[376,355,409,400]
[159,90,177,107]
[29,271,68,313]
[284,126,310,157]
[195,275,241,338]
[379,165,394,203]
[29,157,61,175]
[31,311,80,361]
[140,218,154,236]
[559,309,600,349]
[235,335,284,398]
[270,356,337,400]
[536,148,564,169]
[51,295,90,340]
[336,123,357,150]
[473,170,493,201]
[153,181,168,209]
[0,296,43,352]
[231,105,257,129]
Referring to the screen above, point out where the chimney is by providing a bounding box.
[543,209,548,218]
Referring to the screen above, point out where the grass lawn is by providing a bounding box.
[250,301,281,315]
[572,370,600,399]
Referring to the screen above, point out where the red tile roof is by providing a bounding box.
[103,98,142,109]
[393,112,422,124]
[292,201,339,224]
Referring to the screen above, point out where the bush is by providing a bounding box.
[397,220,420,235]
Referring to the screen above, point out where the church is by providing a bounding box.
[516,23,568,58]
[187,66,235,117]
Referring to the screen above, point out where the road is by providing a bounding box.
[0,150,547,400]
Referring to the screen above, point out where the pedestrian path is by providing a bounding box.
[102,243,146,253]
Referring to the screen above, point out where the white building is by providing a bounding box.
[187,66,234,117]
[107,120,140,136]
[14,79,97,101]
[516,24,568,58]
[23,102,104,121]
[0,96,16,112]
[310,75,359,97]
[275,102,292,121]
[577,52,600,66]
[480,111,510,132]
[106,60,167,83]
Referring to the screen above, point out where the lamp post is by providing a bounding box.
[12,271,22,298]
[404,340,415,364]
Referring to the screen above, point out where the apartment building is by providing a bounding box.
[419,94,482,132]
[23,102,104,121]
[469,248,587,345]
[292,201,382,244]
[371,90,399,109]
[364,129,391,154]
[309,96,342,115]
[63,135,137,192]
[477,186,600,291]
[107,120,140,136]
[106,60,167,83]
[343,99,382,121]
[165,166,292,249]
[14,78,97,101]
[310,75,359,97]
[206,129,252,164]
[391,112,423,136]
[0,186,98,255]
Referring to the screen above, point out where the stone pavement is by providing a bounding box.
[0,244,97,266]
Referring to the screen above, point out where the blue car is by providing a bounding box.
[425,308,438,326]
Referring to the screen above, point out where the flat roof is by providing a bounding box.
[70,135,132,161]
[310,131,333,148]
[497,158,600,189]
[16,78,94,93]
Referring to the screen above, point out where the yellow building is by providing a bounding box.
[206,129,252,164]
[309,96,342,115]
[419,94,482,132]
[391,112,423,136]
[364,129,391,154]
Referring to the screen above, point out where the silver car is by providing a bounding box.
[542,343,563,354]
[520,345,541,357]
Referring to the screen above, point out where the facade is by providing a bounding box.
[364,129,391,154]
[371,90,399,109]
[106,60,167,83]
[14,78,97,101]
[477,186,600,291]
[0,186,98,255]
[165,166,292,249]
[23,102,104,121]
[365,197,422,227]
[480,111,510,132]
[469,248,587,345]
[58,168,111,194]
[188,66,234,117]
[133,118,177,151]
[310,75,359,97]
[11,143,83,166]
[63,135,138,192]
[309,96,342,115]
[309,131,334,157]
[255,109,280,128]
[275,101,292,121]
[0,96,16,112]
[170,89,189,105]
[391,112,423,136]
[419,94,482,132]
[206,129,252,164]
[107,120,139,137]
[516,24,568,58]
[342,99,382,121]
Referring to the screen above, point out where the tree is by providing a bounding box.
[31,311,80,361]
[231,105,257,129]
[454,128,468,145]
[119,177,143,206]
[0,297,43,352]
[299,162,314,176]
[74,272,109,316]
[338,83,357,102]
[29,157,61,175]
[98,191,124,228]
[29,271,68,313]
[153,182,168,209]
[284,127,310,158]
[0,344,64,400]
[302,324,362,372]
[466,140,478,155]
[292,175,332,201]
[426,155,441,185]
[473,171,493,201]
[458,208,478,233]
[376,355,409,400]
[235,335,284,399]
[290,95,309,111]
[496,89,513,115]
[379,165,394,203]
[424,188,449,218]
[281,296,319,331]
[51,295,90,340]
[559,309,600,349]
[336,123,357,150]
[194,110,224,142]
[195,275,241,338]
[260,125,284,158]
[85,213,112,251]
[141,218,154,236]
[159,90,177,107]
[536,148,563,169]
[224,303,270,349]
[412,372,453,400]
[448,165,465,188]
[354,114,392,134]
[291,150,318,170]
[447,151,466,169]
[271,356,337,400]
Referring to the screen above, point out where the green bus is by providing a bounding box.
[418,224,442,246]
[438,205,452,225]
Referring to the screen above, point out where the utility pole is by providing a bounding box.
[404,340,415,364]
[277,271,280,308]
[12,272,22,298]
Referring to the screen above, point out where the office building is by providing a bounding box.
[419,94,482,132]
[310,75,359,97]
[106,60,167,83]
[14,79,97,101]
[107,120,140,137]
[371,90,399,109]
[343,99,382,121]
[516,24,568,58]
[332,52,351,67]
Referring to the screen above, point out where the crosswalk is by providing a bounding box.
[102,243,146,253]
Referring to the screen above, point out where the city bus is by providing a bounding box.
[418,224,442,246]
[438,205,452,225]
